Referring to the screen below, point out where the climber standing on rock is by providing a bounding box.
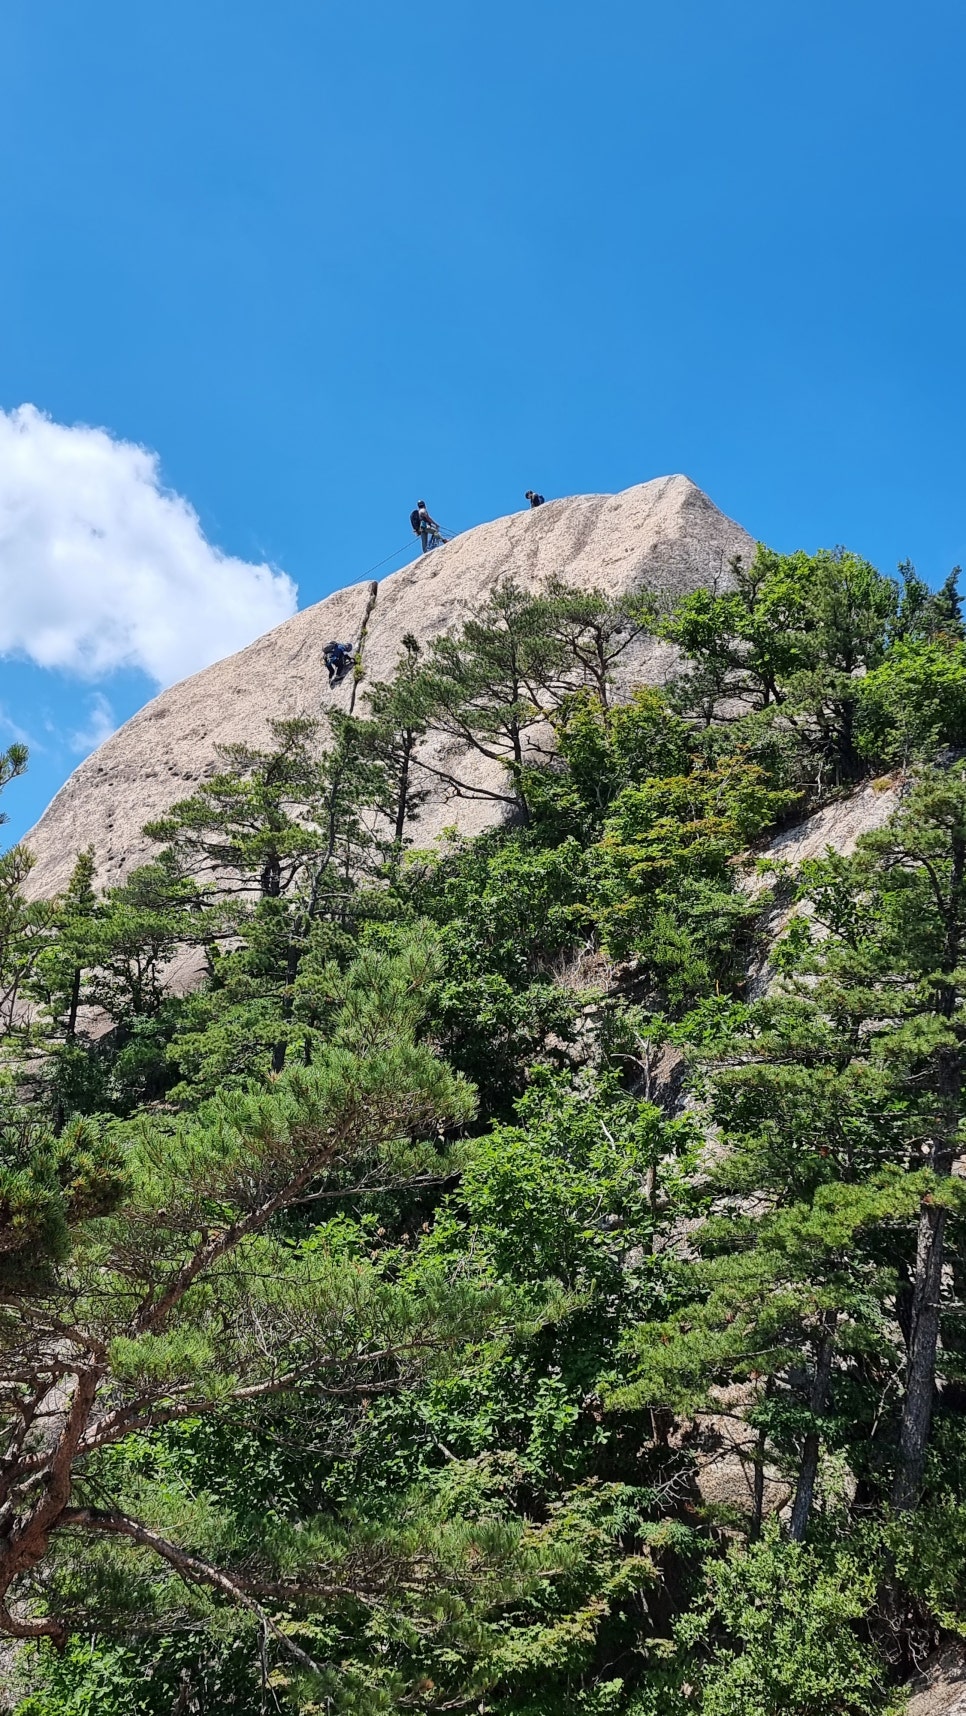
[410,500,443,554]
[525,490,546,508]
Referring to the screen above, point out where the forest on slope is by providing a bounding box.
[2,547,966,1713]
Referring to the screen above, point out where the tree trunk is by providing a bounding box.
[750,1422,767,1542]
[592,633,609,709]
[893,1198,947,1510]
[838,694,862,782]
[789,1314,836,1541]
[394,729,413,846]
[260,853,282,898]
[892,822,966,1509]
[271,942,301,1075]
[649,1408,670,1447]
[65,965,81,1042]
[508,716,531,825]
[789,1429,822,1542]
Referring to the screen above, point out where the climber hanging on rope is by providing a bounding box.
[410,499,445,554]
[323,640,354,687]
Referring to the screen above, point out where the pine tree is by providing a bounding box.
[144,717,329,900]
[851,771,966,1507]
[0,741,28,820]
[614,1172,917,1540]
[896,559,965,644]
[538,579,656,710]
[0,940,479,1660]
[416,580,567,822]
[0,847,57,1043]
[143,716,389,1075]
[34,848,99,1045]
[614,772,966,1536]
[361,631,431,853]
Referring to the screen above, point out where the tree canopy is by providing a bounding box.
[4,557,966,1714]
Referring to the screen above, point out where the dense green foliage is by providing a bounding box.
[3,548,966,1712]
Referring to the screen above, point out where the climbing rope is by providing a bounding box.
[320,524,465,702]
[356,539,422,578]
[349,524,463,583]
[319,523,464,652]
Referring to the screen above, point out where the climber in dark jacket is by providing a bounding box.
[323,641,353,686]
[525,491,546,508]
[410,500,442,553]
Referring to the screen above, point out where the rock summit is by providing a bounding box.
[24,476,755,898]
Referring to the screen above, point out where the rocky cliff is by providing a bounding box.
[24,475,755,898]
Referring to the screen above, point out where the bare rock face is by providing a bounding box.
[24,476,755,898]
[905,1647,966,1716]
[759,778,902,867]
[743,780,904,998]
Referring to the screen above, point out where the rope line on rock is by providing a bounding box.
[328,523,465,627]
[356,539,422,579]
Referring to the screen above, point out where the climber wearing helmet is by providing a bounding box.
[323,641,354,687]
[410,500,443,554]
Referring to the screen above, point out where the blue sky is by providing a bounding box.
[2,0,965,845]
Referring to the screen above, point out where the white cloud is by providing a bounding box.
[68,692,116,755]
[0,405,298,686]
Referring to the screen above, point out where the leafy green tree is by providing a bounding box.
[855,638,966,766]
[454,1071,693,1298]
[592,756,793,1004]
[663,546,901,784]
[522,688,696,843]
[265,1076,698,1712]
[410,830,589,1115]
[15,1632,267,1716]
[667,1524,898,1716]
